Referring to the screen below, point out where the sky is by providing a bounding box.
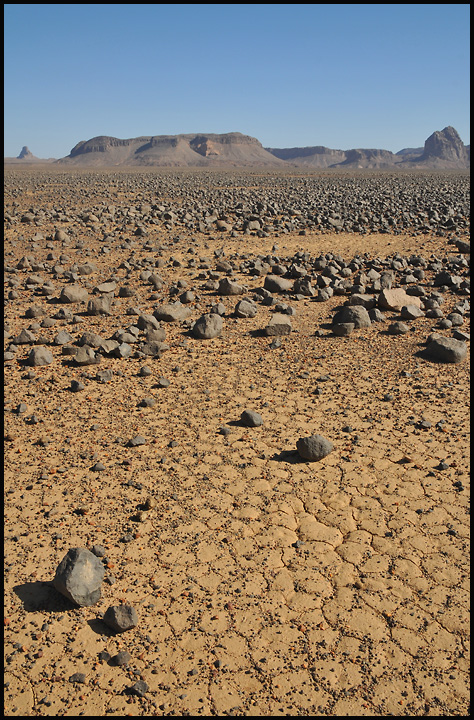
[4,3,470,158]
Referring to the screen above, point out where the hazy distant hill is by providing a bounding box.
[4,146,56,164]
[4,127,469,168]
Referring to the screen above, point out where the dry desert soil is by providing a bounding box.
[4,167,470,716]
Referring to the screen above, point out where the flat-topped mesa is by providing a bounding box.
[69,136,151,156]
[61,131,283,167]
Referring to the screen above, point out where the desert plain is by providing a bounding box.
[3,166,470,716]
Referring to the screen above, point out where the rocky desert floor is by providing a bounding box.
[3,167,470,716]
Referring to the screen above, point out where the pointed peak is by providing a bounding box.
[17,146,35,159]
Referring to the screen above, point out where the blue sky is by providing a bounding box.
[4,3,470,158]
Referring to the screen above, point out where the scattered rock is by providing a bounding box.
[263,275,292,293]
[263,312,292,336]
[425,336,467,363]
[53,547,105,606]
[379,288,422,311]
[333,305,371,329]
[59,285,89,304]
[153,302,192,322]
[128,435,147,447]
[192,313,223,339]
[296,434,334,461]
[103,604,139,632]
[28,346,54,366]
[240,409,263,427]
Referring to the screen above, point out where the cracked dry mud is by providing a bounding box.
[4,167,470,716]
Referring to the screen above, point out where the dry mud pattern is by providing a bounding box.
[4,168,470,716]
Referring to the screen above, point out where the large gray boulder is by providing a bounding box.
[263,275,292,293]
[240,409,263,427]
[264,313,292,336]
[153,302,192,323]
[296,434,334,462]
[425,337,467,363]
[59,285,89,304]
[234,299,258,318]
[28,346,54,366]
[333,305,371,329]
[192,313,223,339]
[87,296,112,316]
[53,547,105,606]
[218,277,246,296]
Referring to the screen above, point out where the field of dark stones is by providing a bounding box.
[4,166,470,716]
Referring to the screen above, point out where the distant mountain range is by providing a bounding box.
[4,126,470,169]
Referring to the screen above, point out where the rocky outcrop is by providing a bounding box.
[417,126,469,167]
[266,126,469,170]
[17,146,35,159]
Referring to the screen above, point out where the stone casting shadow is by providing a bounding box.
[13,580,76,613]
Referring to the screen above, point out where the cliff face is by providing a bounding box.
[418,126,469,166]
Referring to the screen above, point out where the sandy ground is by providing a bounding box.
[4,169,470,716]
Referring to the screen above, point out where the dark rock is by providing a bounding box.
[425,336,467,363]
[112,651,132,666]
[218,277,246,295]
[332,322,354,336]
[400,305,425,320]
[388,321,410,335]
[28,346,54,366]
[74,347,99,366]
[192,313,223,339]
[140,340,169,357]
[263,274,292,293]
[53,329,74,345]
[12,328,36,344]
[333,305,371,329]
[69,673,86,684]
[59,285,89,304]
[127,680,148,697]
[128,435,146,447]
[296,434,333,461]
[103,604,139,632]
[53,547,105,606]
[87,296,112,316]
[240,409,263,427]
[234,299,258,318]
[263,313,292,336]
